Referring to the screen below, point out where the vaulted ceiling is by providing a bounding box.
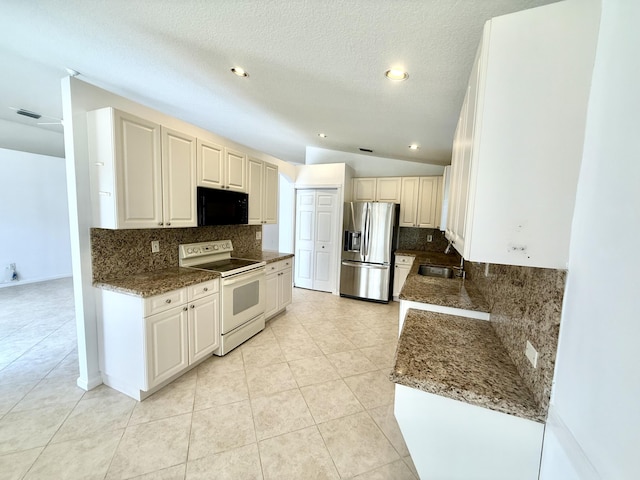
[0,0,557,163]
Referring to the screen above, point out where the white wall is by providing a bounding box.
[0,147,71,286]
[306,146,445,177]
[540,1,640,478]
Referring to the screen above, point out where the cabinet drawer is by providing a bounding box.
[144,288,187,316]
[266,258,293,275]
[188,279,219,300]
[395,255,415,265]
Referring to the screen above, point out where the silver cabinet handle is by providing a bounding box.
[167,222,171,226]
[158,222,163,226]
[165,299,171,304]
[190,304,195,309]
[203,287,208,292]
[183,307,188,311]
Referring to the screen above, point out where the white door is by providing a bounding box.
[263,162,279,224]
[197,139,224,189]
[313,191,337,292]
[224,148,247,192]
[294,190,316,290]
[294,189,338,293]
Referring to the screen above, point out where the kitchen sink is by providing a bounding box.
[418,264,457,279]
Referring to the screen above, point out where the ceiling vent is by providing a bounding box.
[16,109,41,119]
[359,148,373,153]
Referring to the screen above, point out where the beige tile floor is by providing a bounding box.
[0,277,418,479]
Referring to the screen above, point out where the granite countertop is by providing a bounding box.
[94,251,294,297]
[394,249,461,267]
[249,251,294,264]
[391,309,545,423]
[94,267,220,297]
[397,251,490,312]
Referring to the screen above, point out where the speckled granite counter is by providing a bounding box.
[94,267,220,297]
[391,309,544,423]
[397,252,490,312]
[251,251,294,263]
[93,251,294,297]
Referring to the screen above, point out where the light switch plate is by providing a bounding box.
[256,231,262,240]
[151,240,160,253]
[525,340,538,368]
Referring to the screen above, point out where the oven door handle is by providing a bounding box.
[222,269,265,286]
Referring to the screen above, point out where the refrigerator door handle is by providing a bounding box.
[341,261,388,270]
[362,203,370,259]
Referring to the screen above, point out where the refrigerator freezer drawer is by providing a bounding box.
[339,261,391,302]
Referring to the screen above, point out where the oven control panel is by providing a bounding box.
[179,240,234,261]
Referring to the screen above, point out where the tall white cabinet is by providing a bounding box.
[446,3,598,269]
[294,189,339,293]
[399,176,442,229]
[248,157,278,225]
[88,108,197,229]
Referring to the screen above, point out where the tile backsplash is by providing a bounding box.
[90,225,262,282]
[397,227,449,252]
[465,261,566,414]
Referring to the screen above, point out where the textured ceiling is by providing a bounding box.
[0,0,557,163]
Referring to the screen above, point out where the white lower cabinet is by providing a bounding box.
[392,255,415,300]
[265,258,293,319]
[97,279,219,400]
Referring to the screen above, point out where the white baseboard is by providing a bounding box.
[543,405,601,480]
[76,374,103,391]
[0,274,72,288]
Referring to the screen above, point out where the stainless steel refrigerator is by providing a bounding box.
[340,202,399,302]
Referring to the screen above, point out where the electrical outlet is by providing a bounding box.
[151,240,160,253]
[525,340,538,368]
[427,235,433,242]
[256,231,262,240]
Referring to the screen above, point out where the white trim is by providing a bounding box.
[76,374,103,391]
[0,274,72,288]
[543,405,601,480]
[399,299,490,332]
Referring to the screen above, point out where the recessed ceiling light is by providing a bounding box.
[385,68,409,81]
[231,67,249,77]
[409,144,420,150]
[318,133,327,138]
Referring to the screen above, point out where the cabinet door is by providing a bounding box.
[188,295,219,364]
[416,177,440,228]
[161,127,197,228]
[114,110,163,229]
[353,178,376,202]
[278,267,293,309]
[263,162,279,224]
[247,158,264,225]
[393,264,412,298]
[145,306,189,389]
[197,139,225,189]
[264,272,279,319]
[376,177,402,203]
[399,177,419,227]
[225,148,247,192]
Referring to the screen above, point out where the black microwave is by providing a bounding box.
[197,187,248,226]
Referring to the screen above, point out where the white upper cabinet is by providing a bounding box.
[376,177,402,203]
[446,2,598,268]
[197,140,247,192]
[263,162,278,224]
[352,177,402,203]
[248,157,278,225]
[353,178,377,202]
[399,176,442,228]
[161,127,197,228]
[88,108,196,229]
[196,139,224,189]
